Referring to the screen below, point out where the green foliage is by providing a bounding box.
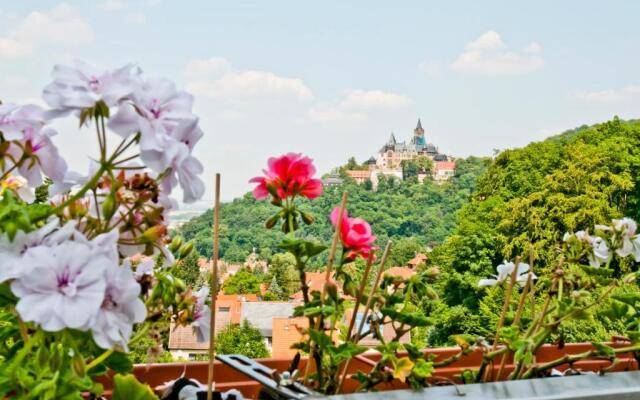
[429,118,640,341]
[388,237,424,267]
[222,268,261,295]
[215,320,270,359]
[179,156,490,265]
[172,250,204,289]
[111,374,157,400]
[269,252,299,297]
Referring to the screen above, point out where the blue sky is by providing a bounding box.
[1,1,639,201]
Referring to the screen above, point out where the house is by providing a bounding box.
[346,170,371,184]
[167,294,258,360]
[407,253,428,269]
[241,301,297,351]
[433,160,456,183]
[271,317,308,358]
[289,271,336,301]
[345,310,412,347]
[322,175,343,187]
[384,266,416,280]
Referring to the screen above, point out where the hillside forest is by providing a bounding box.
[178,117,640,346]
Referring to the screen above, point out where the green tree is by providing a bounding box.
[269,253,299,297]
[388,237,424,266]
[172,251,203,288]
[222,268,261,295]
[216,320,270,358]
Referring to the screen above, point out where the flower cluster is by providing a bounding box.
[330,206,377,261]
[478,260,535,287]
[3,220,145,350]
[250,153,322,202]
[563,230,610,267]
[0,103,67,187]
[43,60,205,203]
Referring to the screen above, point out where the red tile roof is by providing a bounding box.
[384,266,416,279]
[346,170,371,179]
[434,161,456,170]
[408,253,427,268]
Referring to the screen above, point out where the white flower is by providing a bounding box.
[108,77,196,152]
[0,103,47,141]
[88,260,146,351]
[108,76,204,203]
[11,239,112,331]
[0,219,75,282]
[2,175,35,203]
[43,60,140,116]
[133,258,155,280]
[479,261,535,287]
[6,126,67,187]
[191,287,211,343]
[158,146,205,204]
[567,231,610,267]
[612,218,640,261]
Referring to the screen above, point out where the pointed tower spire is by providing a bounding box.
[388,132,396,145]
[416,118,423,130]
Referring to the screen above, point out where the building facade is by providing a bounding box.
[346,119,456,188]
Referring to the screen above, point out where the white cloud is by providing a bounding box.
[308,104,367,122]
[575,85,640,103]
[0,4,93,59]
[184,57,232,80]
[185,58,313,101]
[100,0,125,10]
[124,13,147,25]
[309,89,410,122]
[340,89,410,110]
[451,31,544,76]
[419,60,443,78]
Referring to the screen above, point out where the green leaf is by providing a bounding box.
[303,306,335,317]
[591,342,616,358]
[0,282,17,306]
[412,359,434,379]
[104,351,134,374]
[381,306,429,327]
[112,374,158,400]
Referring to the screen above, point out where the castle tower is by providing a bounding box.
[413,118,425,146]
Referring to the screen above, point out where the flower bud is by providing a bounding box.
[173,277,186,292]
[425,267,440,280]
[101,192,117,221]
[179,242,194,258]
[141,225,167,243]
[300,211,315,225]
[325,279,338,301]
[169,236,183,252]
[4,221,17,240]
[265,213,280,229]
[72,354,86,376]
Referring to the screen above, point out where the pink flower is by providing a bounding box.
[249,153,323,201]
[330,207,376,261]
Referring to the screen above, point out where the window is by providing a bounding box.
[218,306,230,313]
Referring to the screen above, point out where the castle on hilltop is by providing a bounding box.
[344,119,456,188]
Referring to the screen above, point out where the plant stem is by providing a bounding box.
[496,270,534,380]
[86,349,114,371]
[484,256,521,382]
[302,191,348,387]
[336,242,392,394]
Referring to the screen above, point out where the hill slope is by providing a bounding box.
[427,117,640,344]
[178,156,490,267]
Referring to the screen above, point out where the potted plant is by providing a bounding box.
[2,60,640,400]
[0,60,231,399]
